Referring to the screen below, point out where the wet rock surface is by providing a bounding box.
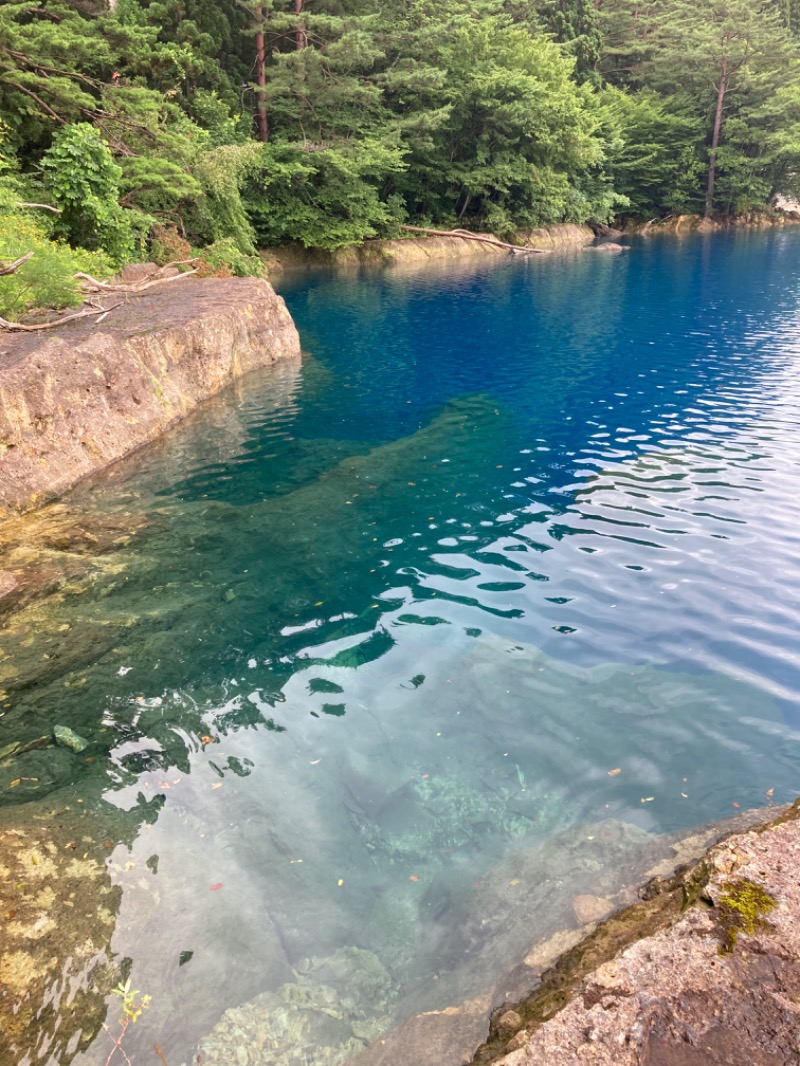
[0,277,300,517]
[471,804,800,1066]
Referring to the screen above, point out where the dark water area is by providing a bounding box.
[4,229,800,1066]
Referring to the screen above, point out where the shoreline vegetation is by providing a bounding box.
[5,0,800,324]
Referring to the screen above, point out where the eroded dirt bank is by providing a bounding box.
[0,277,300,519]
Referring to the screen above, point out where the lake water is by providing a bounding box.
[5,229,800,1066]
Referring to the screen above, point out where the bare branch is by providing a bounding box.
[15,201,61,214]
[75,261,199,294]
[0,303,122,333]
[0,252,34,276]
[8,81,66,124]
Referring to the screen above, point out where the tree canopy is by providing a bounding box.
[2,0,800,296]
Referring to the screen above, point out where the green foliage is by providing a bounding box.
[191,143,263,253]
[40,124,137,264]
[717,878,776,954]
[2,0,800,256]
[112,978,151,1023]
[0,211,112,320]
[599,88,703,217]
[248,137,406,250]
[537,0,602,83]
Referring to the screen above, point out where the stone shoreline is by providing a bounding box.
[0,276,300,521]
[347,803,800,1066]
[261,223,595,272]
[476,801,800,1066]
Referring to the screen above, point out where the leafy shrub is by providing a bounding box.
[40,124,139,266]
[0,212,113,320]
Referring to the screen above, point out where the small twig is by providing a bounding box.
[0,302,121,332]
[102,1020,133,1066]
[154,1044,170,1066]
[0,252,34,276]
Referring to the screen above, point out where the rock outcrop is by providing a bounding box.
[0,277,300,518]
[472,803,800,1066]
[261,224,594,272]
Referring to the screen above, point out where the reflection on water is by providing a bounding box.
[3,231,800,1065]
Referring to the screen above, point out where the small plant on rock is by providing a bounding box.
[103,978,151,1066]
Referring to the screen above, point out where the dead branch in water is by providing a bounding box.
[398,224,547,254]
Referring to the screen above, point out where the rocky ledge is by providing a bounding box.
[472,802,800,1066]
[0,277,300,519]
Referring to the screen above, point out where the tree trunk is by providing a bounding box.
[254,4,268,142]
[705,56,728,218]
[295,0,307,50]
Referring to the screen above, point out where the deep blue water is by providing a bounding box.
[8,229,800,1066]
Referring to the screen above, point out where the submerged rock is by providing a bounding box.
[53,724,89,752]
[198,947,395,1066]
[0,798,125,1065]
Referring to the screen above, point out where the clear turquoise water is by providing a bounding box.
[7,230,800,1065]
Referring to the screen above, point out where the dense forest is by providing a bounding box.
[3,0,800,311]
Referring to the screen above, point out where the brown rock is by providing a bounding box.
[505,1031,529,1053]
[496,1010,523,1036]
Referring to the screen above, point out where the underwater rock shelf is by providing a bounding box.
[299,804,800,1066]
[0,277,300,520]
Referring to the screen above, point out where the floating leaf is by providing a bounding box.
[607,768,621,777]
[337,879,344,887]
[640,797,654,803]
[211,783,223,790]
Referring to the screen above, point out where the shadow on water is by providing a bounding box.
[3,231,800,1065]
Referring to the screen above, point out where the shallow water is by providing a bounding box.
[5,230,800,1065]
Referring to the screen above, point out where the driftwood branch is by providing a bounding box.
[76,261,199,294]
[0,303,121,333]
[0,252,34,276]
[398,224,547,255]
